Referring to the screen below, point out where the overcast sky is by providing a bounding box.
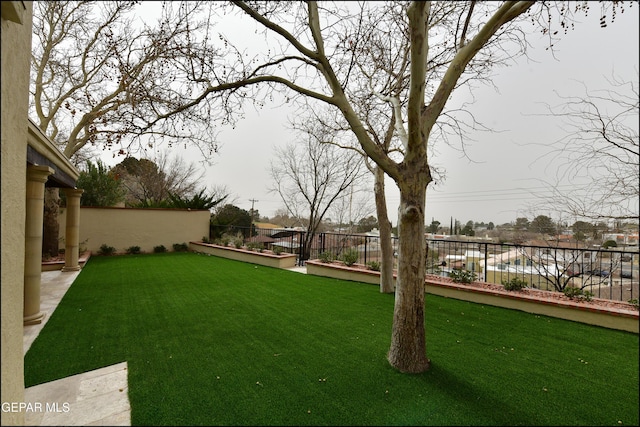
[100,3,639,227]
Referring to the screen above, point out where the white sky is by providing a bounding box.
[99,3,639,227]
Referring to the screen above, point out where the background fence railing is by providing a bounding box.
[210,225,639,303]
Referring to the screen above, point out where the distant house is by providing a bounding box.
[253,221,282,229]
[602,233,640,247]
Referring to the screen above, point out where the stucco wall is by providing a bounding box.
[1,2,33,425]
[58,207,211,254]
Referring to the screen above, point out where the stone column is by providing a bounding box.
[62,188,84,272]
[24,165,54,325]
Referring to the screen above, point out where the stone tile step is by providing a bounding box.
[24,362,131,426]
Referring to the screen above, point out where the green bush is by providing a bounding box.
[246,242,264,252]
[98,244,116,256]
[340,248,359,267]
[448,269,477,284]
[232,233,244,249]
[126,246,141,255]
[153,245,167,253]
[366,261,381,271]
[272,246,283,255]
[502,277,528,291]
[172,243,189,252]
[318,251,335,263]
[628,298,639,310]
[563,286,594,302]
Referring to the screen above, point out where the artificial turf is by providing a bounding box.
[24,252,639,426]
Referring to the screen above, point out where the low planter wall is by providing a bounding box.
[306,260,384,285]
[189,242,297,269]
[41,251,92,271]
[305,259,639,334]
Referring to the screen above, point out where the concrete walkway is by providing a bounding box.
[24,270,131,426]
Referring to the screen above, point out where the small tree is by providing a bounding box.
[426,220,441,234]
[460,221,475,236]
[269,133,367,261]
[530,215,557,236]
[76,160,126,207]
[357,216,379,233]
[210,204,253,240]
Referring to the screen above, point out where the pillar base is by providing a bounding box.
[61,265,81,272]
[24,311,46,326]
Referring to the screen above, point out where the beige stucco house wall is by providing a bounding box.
[2,2,32,425]
[58,207,211,254]
[3,3,83,425]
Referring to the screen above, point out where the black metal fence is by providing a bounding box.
[209,225,639,303]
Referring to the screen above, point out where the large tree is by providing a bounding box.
[34,0,627,373]
[200,1,628,373]
[30,1,233,255]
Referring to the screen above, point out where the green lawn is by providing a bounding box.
[25,252,639,426]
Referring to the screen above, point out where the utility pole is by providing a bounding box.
[249,199,258,237]
[249,199,258,220]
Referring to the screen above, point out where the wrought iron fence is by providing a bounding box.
[209,225,639,303]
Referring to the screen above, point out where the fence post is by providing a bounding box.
[483,243,488,282]
[364,236,368,265]
[298,231,305,266]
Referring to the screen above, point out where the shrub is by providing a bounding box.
[172,242,189,252]
[232,233,244,249]
[126,246,141,255]
[202,236,211,244]
[98,244,116,256]
[449,269,477,284]
[246,242,264,252]
[79,238,88,254]
[502,277,528,291]
[153,245,167,253]
[272,246,283,255]
[366,261,381,271]
[340,248,359,267]
[563,286,594,302]
[318,251,335,263]
[628,298,639,310]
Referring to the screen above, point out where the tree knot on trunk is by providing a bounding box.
[401,205,421,220]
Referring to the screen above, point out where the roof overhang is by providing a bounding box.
[26,119,79,188]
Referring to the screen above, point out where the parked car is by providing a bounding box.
[620,271,633,279]
[586,269,610,277]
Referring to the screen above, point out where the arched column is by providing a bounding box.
[24,165,54,325]
[62,188,84,272]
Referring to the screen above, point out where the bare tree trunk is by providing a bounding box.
[387,180,429,373]
[374,166,394,293]
[42,188,60,258]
